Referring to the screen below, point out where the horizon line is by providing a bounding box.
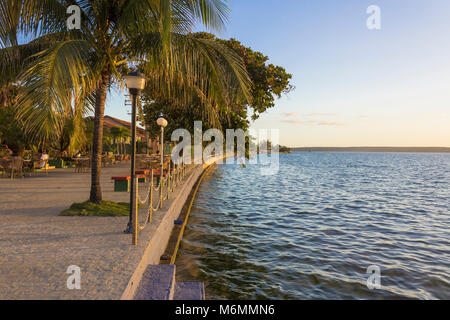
[290,146,450,148]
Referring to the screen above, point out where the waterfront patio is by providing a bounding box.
[0,164,131,217]
[0,163,203,299]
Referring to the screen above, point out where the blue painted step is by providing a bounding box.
[134,265,176,300]
[173,282,205,300]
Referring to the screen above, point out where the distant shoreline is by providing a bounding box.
[291,147,450,153]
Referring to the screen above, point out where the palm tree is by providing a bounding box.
[0,0,251,203]
[110,126,130,155]
[110,127,121,154]
[0,83,16,107]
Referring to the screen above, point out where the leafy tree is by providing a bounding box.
[0,84,29,154]
[143,32,293,140]
[110,126,131,154]
[193,32,294,121]
[0,105,28,154]
[279,145,291,153]
[0,83,17,107]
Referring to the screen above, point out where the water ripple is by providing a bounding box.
[176,153,450,300]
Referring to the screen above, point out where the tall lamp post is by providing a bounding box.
[124,72,146,244]
[145,124,150,155]
[157,113,168,208]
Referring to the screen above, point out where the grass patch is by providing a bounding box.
[60,200,132,217]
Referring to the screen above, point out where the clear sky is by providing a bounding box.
[107,0,450,147]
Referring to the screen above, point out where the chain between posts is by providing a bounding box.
[135,162,195,233]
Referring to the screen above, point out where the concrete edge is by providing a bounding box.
[168,266,176,300]
[120,166,203,300]
[160,163,216,265]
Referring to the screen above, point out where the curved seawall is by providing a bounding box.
[121,156,226,300]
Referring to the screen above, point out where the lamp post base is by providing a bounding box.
[124,221,132,234]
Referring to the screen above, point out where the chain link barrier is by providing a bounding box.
[135,162,196,231]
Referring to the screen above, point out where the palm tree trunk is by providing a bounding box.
[89,73,110,203]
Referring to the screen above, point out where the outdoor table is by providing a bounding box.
[0,158,11,176]
[135,169,150,183]
[22,160,33,175]
[73,158,90,173]
[111,175,147,192]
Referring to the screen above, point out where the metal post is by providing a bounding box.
[149,169,153,223]
[133,176,138,245]
[145,126,150,156]
[160,125,164,209]
[167,162,171,200]
[128,89,138,245]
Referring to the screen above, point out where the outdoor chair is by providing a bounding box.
[74,159,83,173]
[8,156,24,179]
[107,155,115,166]
[39,159,49,175]
[101,155,108,167]
[0,163,5,178]
[0,158,8,177]
[22,160,33,176]
[150,161,160,170]
[74,158,90,173]
[32,160,48,176]
[136,158,149,170]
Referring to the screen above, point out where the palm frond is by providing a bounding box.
[15,39,97,144]
[174,0,229,32]
[0,0,92,47]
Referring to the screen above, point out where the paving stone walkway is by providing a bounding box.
[0,164,198,299]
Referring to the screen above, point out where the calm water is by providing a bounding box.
[175,152,450,299]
